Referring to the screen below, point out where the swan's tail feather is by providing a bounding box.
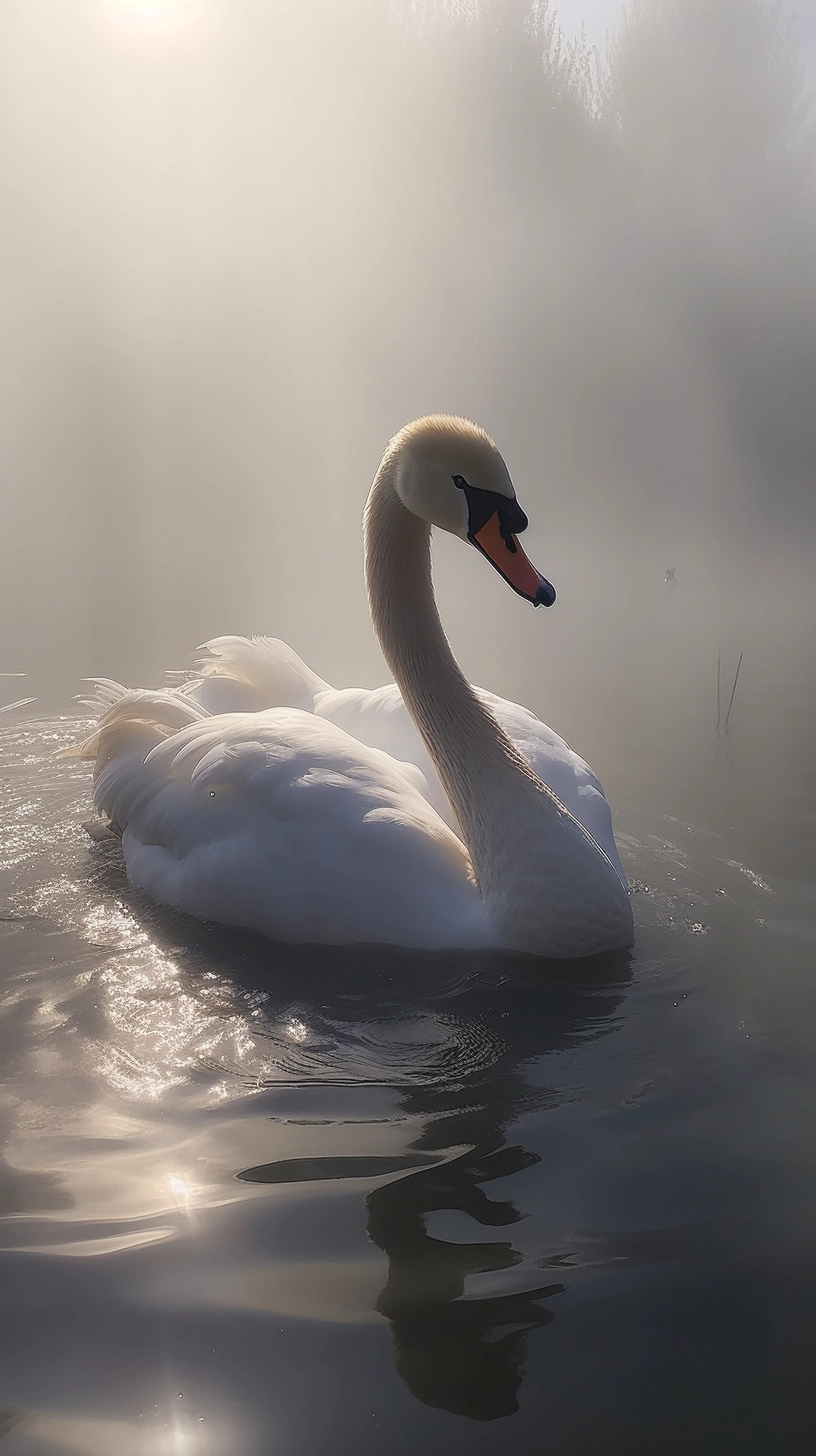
[62,689,209,838]
[65,689,208,765]
[57,679,132,759]
[190,635,332,712]
[74,677,132,716]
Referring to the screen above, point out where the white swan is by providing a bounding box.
[74,416,633,957]
[179,637,628,888]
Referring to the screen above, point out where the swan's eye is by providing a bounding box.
[452,474,468,489]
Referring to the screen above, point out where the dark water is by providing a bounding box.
[1,675,815,1455]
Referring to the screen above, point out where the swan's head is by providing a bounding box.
[388,415,555,607]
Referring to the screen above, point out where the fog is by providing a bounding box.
[2,0,815,778]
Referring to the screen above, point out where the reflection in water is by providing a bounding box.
[363,969,628,1421]
[234,953,629,1422]
[367,1144,564,1421]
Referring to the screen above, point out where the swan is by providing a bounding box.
[178,637,627,887]
[73,416,633,957]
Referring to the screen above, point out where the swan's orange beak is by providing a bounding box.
[471,513,556,607]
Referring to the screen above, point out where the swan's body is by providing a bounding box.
[88,696,486,948]
[181,634,627,888]
[75,416,633,957]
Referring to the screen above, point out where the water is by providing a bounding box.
[1,670,815,1455]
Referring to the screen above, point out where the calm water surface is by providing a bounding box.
[1,671,815,1455]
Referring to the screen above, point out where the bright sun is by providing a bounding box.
[102,0,208,38]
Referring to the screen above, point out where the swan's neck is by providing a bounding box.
[363,457,632,956]
[365,457,542,840]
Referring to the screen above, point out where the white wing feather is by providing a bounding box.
[81,699,486,949]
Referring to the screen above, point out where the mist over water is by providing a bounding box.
[2,1,814,715]
[2,3,816,1452]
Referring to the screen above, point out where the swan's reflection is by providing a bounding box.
[363,964,627,1419]
[223,935,629,1423]
[367,1142,565,1420]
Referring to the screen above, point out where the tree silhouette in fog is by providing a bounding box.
[608,0,812,202]
[604,0,816,530]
